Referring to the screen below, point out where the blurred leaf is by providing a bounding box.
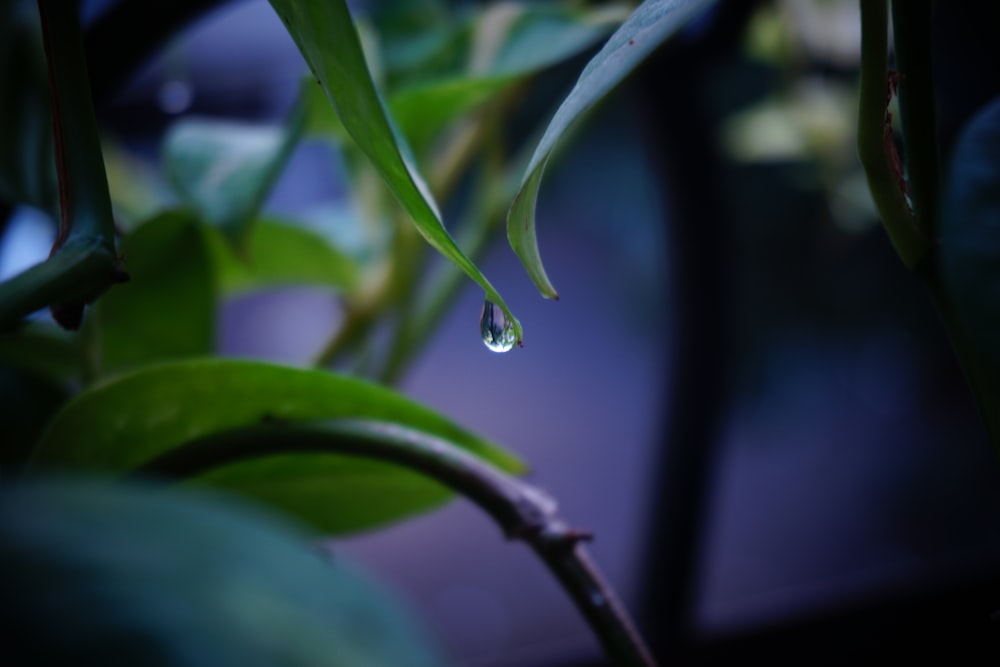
[390,77,509,156]
[163,111,304,240]
[203,219,357,295]
[469,2,628,78]
[268,0,523,342]
[32,359,524,533]
[390,4,625,156]
[0,1,56,213]
[0,478,448,667]
[94,211,214,374]
[0,321,81,387]
[508,0,715,298]
[941,96,1000,444]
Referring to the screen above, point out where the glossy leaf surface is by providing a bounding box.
[33,359,523,533]
[508,0,714,297]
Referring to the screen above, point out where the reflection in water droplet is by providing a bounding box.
[480,300,516,353]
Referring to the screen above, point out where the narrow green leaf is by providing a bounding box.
[0,478,448,666]
[94,211,215,374]
[508,0,715,298]
[268,0,522,342]
[203,220,358,295]
[163,110,304,240]
[31,359,524,533]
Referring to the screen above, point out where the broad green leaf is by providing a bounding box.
[202,220,357,295]
[32,359,524,533]
[941,96,1000,446]
[163,109,304,240]
[0,478,448,666]
[268,0,523,343]
[94,211,214,374]
[508,0,715,298]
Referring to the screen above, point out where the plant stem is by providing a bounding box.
[857,0,927,269]
[37,0,116,252]
[890,0,940,250]
[135,419,659,667]
[0,0,122,330]
[0,240,118,332]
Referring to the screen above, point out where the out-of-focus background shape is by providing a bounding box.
[6,0,1000,664]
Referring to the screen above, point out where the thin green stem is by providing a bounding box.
[890,0,940,250]
[135,418,659,667]
[857,0,927,269]
[0,1,122,330]
[37,0,115,251]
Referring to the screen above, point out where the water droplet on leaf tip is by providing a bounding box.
[480,300,516,353]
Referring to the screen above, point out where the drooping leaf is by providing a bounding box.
[508,0,715,298]
[940,96,1000,445]
[202,220,357,295]
[32,359,524,533]
[268,0,523,343]
[163,109,304,240]
[0,478,449,667]
[94,211,215,374]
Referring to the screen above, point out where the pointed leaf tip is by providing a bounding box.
[507,0,715,299]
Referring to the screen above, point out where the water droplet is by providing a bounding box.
[480,300,516,353]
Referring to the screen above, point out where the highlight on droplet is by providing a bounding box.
[479,299,516,353]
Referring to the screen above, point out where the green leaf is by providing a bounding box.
[390,77,511,157]
[0,478,448,666]
[508,0,715,298]
[203,220,358,295]
[941,96,1000,445]
[31,359,524,533]
[0,321,81,387]
[389,4,626,158]
[163,110,304,240]
[468,2,629,78]
[93,211,215,374]
[268,0,523,343]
